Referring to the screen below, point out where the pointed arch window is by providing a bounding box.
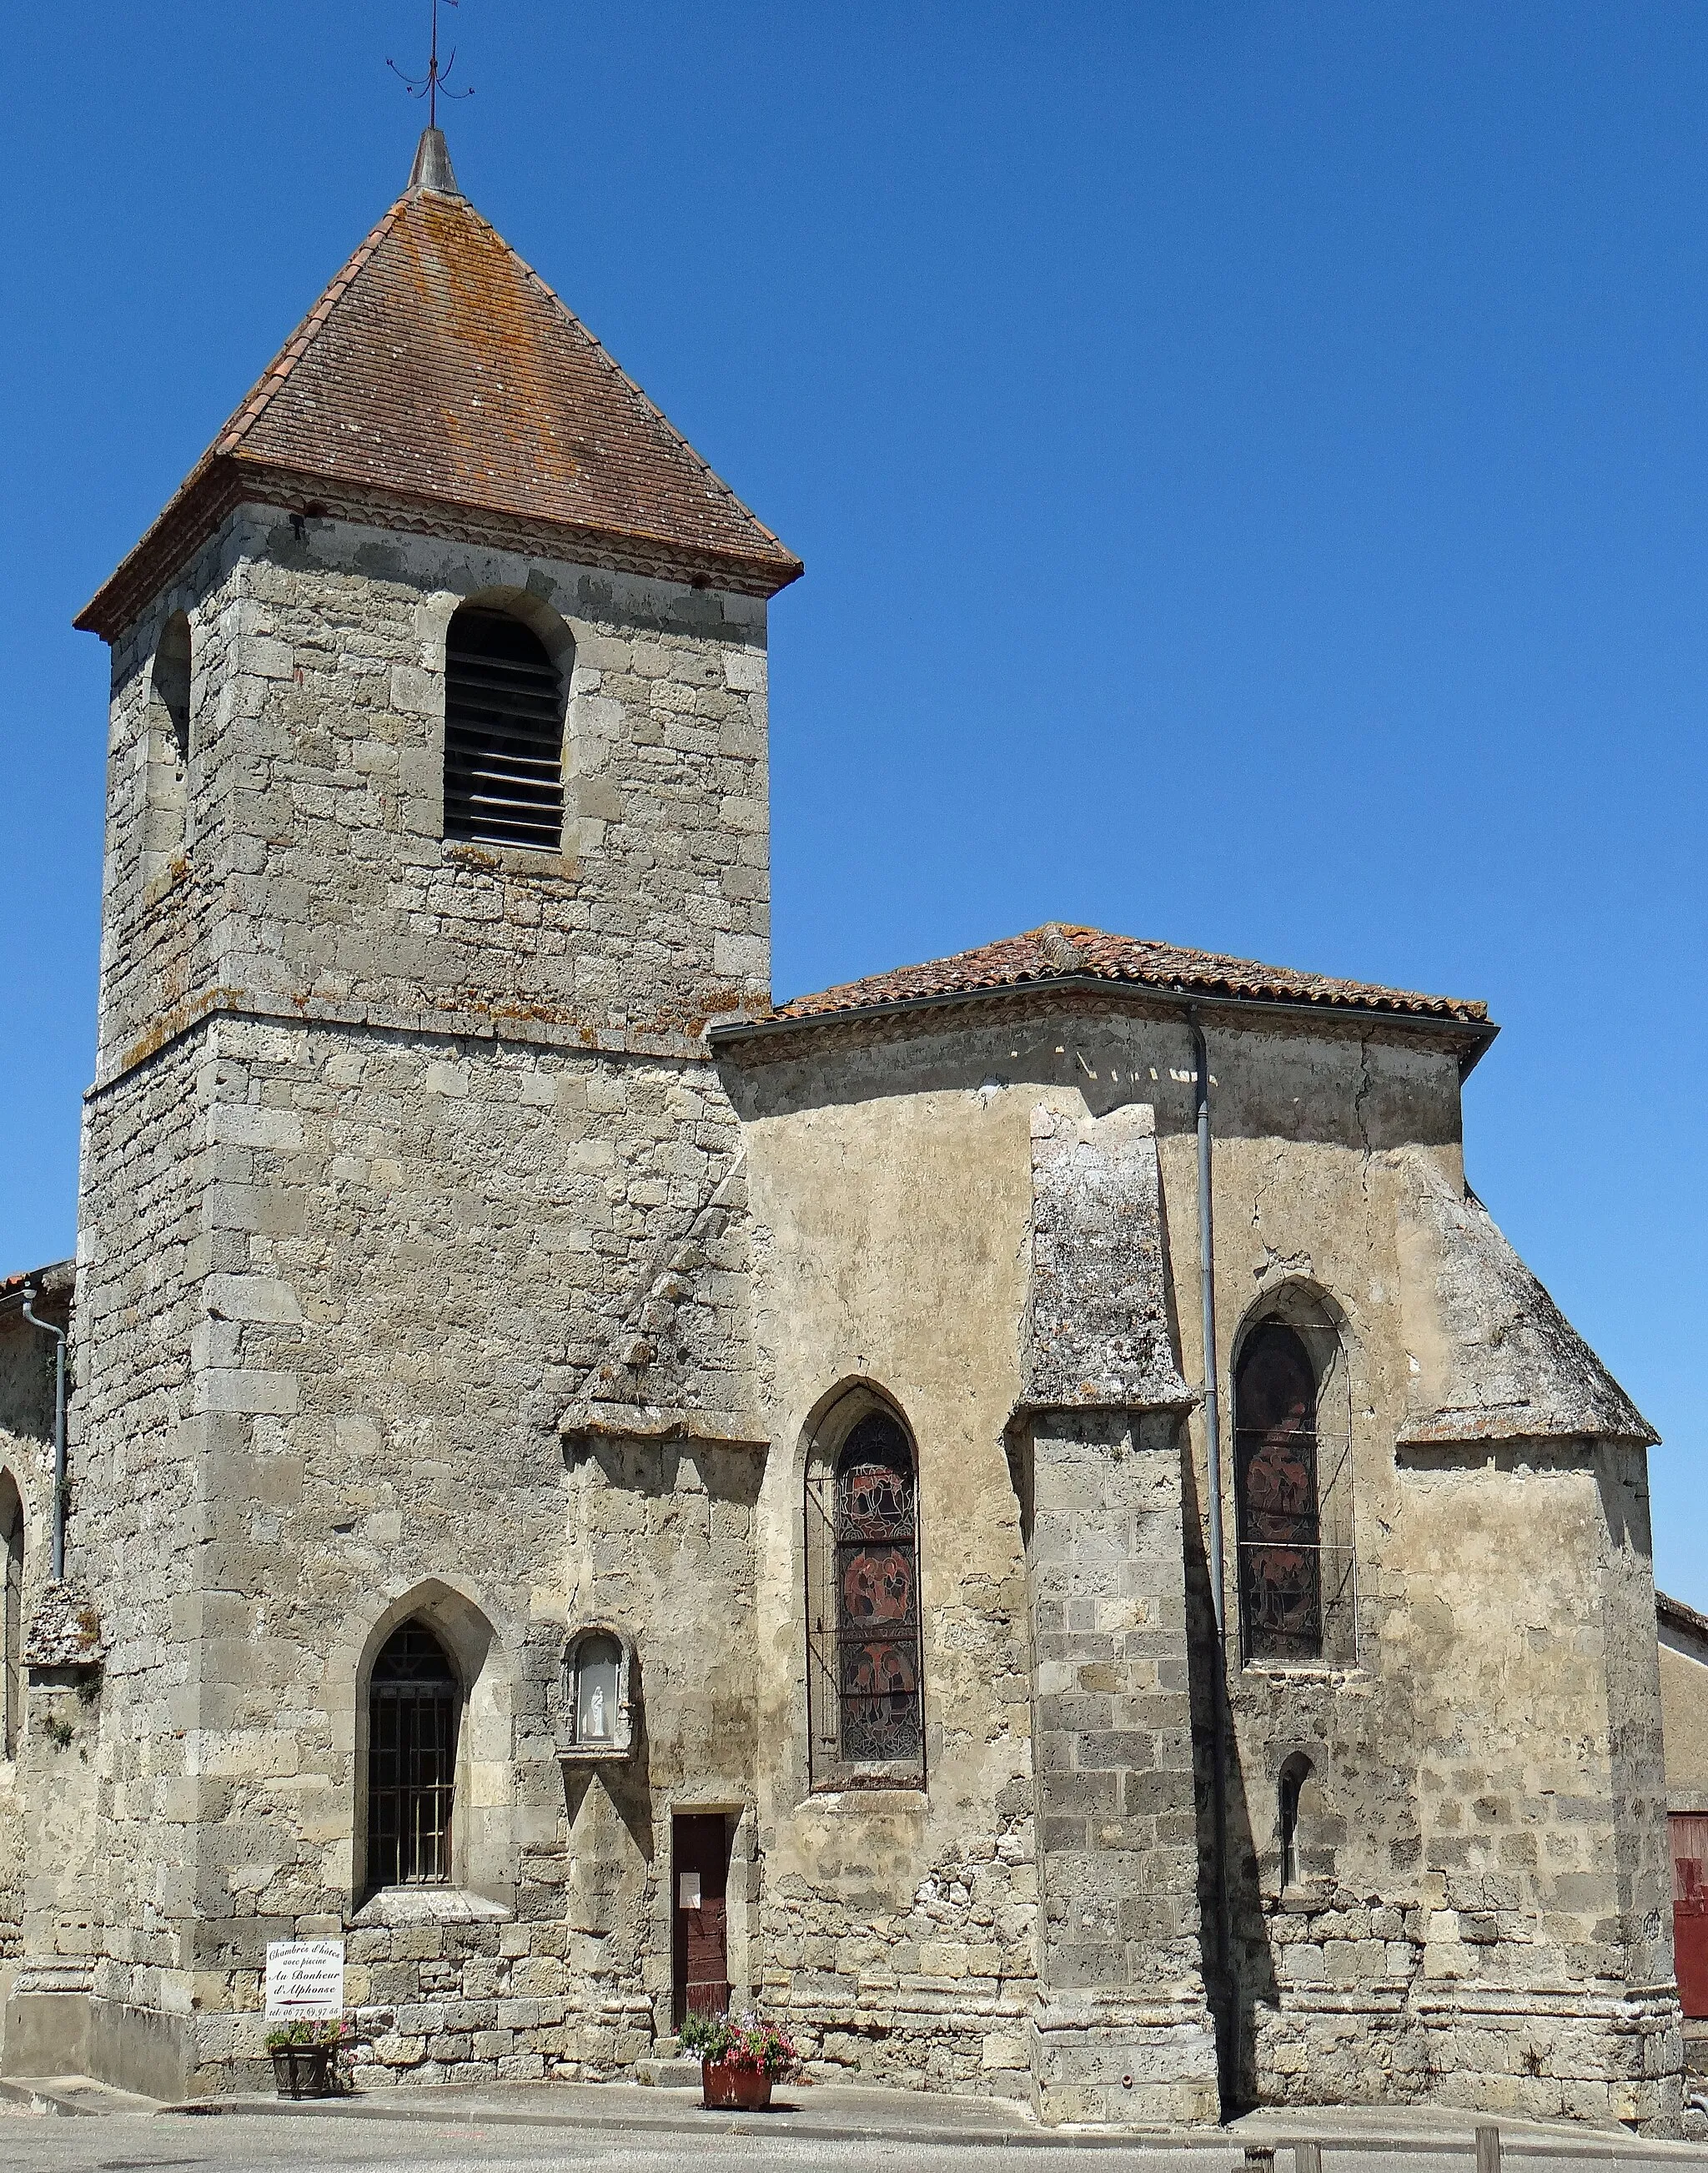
[1234,1301,1358,1667]
[443,606,565,851]
[1235,1323,1323,1661]
[806,1405,925,1789]
[367,1621,459,1888]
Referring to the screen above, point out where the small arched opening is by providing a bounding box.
[143,612,193,870]
[1278,1752,1314,1894]
[153,613,192,767]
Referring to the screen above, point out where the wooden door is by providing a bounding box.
[672,1813,730,2027]
[1672,1814,1708,2020]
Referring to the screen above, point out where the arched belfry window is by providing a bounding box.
[367,1621,459,1889]
[806,1403,925,1789]
[153,614,192,771]
[1234,1298,1357,1667]
[143,613,193,873]
[443,606,565,851]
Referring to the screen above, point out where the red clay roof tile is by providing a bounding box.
[766,924,1490,1027]
[78,163,800,637]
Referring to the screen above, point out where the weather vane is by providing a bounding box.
[388,0,473,131]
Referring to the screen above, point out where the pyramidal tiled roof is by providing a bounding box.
[762,924,1492,1028]
[78,138,801,636]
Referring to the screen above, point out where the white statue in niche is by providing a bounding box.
[587,1685,606,1740]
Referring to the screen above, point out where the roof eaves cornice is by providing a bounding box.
[709,973,1501,1068]
[75,454,801,643]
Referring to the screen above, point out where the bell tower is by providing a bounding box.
[11,130,797,2097]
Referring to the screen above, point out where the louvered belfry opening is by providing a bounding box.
[443,606,565,851]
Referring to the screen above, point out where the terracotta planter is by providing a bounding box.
[269,2041,338,2099]
[701,2058,774,2110]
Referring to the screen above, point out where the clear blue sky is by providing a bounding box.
[5,6,1703,1599]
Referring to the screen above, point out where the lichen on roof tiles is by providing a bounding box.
[770,922,1489,1028]
[78,167,801,636]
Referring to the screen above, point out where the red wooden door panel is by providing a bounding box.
[672,1813,731,2028]
[1670,1814,1708,2020]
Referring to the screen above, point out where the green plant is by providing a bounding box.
[44,1716,74,1749]
[679,2010,797,2076]
[264,2018,346,2051]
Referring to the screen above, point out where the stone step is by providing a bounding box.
[635,2056,702,2090]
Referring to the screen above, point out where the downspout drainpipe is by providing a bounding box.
[1189,1011,1236,2111]
[21,1287,67,1582]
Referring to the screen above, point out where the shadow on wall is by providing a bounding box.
[1181,1426,1276,2113]
[570,1436,766,1512]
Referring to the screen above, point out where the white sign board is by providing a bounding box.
[265,1938,345,2022]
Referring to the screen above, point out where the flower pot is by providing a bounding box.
[701,2058,773,2110]
[270,2041,338,2099]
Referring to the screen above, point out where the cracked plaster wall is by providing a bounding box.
[724,995,1679,2129]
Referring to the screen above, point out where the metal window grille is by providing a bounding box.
[367,1622,459,1887]
[806,1411,925,1788]
[443,608,564,852]
[1235,1321,1359,1666]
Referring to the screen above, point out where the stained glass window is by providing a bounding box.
[832,1412,922,1766]
[1234,1323,1323,1662]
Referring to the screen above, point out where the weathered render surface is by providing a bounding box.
[0,127,1681,2136]
[716,995,1681,2130]
[738,1081,1040,2096]
[1660,1595,1708,1817]
[0,1266,68,2033]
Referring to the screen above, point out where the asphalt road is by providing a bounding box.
[0,2110,1696,2173]
[0,2110,1237,2173]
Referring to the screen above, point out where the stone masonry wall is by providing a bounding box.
[737,1078,1042,2098]
[0,1287,63,1986]
[1024,1409,1220,2126]
[723,996,1680,2130]
[96,509,771,1084]
[45,1004,764,2093]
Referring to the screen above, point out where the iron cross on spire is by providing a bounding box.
[388,0,473,130]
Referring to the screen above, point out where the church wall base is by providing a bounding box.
[2,1989,204,2104]
[1027,1996,1222,2126]
[2,1989,89,2085]
[1248,1991,1686,2139]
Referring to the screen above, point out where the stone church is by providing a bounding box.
[0,128,1684,2128]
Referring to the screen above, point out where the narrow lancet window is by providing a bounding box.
[143,613,193,877]
[367,1621,459,1888]
[153,613,192,771]
[443,606,564,850]
[1278,1753,1313,1891]
[806,1403,925,1788]
[1235,1322,1324,1662]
